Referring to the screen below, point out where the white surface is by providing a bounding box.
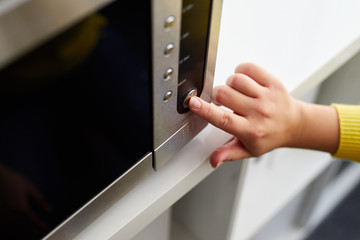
[172,159,247,240]
[228,149,332,240]
[132,208,171,240]
[74,125,232,240]
[245,162,360,240]
[214,0,360,97]
[78,0,360,239]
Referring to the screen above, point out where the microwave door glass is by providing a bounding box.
[0,1,152,239]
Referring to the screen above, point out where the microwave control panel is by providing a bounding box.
[177,0,212,113]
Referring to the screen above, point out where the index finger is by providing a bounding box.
[189,96,247,136]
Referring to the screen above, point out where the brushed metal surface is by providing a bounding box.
[43,153,153,240]
[0,0,113,70]
[151,0,182,153]
[153,0,223,169]
[0,0,28,16]
[155,115,208,170]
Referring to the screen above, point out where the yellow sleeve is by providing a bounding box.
[332,104,360,162]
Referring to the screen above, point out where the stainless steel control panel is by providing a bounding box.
[152,0,221,169]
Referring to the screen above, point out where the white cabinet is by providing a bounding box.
[168,0,360,239]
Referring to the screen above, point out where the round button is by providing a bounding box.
[164,43,175,55]
[163,68,174,81]
[183,88,198,108]
[165,16,175,29]
[163,90,173,102]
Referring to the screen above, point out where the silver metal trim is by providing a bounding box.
[43,153,153,240]
[155,115,208,169]
[0,0,113,70]
[0,0,29,16]
[151,0,182,151]
[153,0,223,169]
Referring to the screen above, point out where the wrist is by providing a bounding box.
[286,101,339,153]
[284,98,307,148]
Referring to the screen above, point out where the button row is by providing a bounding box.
[163,15,175,102]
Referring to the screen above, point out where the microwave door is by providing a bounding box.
[0,1,154,239]
[0,0,221,238]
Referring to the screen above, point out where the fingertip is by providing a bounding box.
[226,75,233,86]
[210,159,223,168]
[210,149,227,168]
[234,62,258,73]
[234,62,276,87]
[211,86,222,105]
[210,138,252,168]
[189,96,202,111]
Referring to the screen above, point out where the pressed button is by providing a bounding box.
[163,68,174,81]
[164,43,175,55]
[163,91,173,102]
[183,88,198,108]
[164,16,175,29]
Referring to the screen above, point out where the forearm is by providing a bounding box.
[287,100,339,154]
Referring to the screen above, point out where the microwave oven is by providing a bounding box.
[0,0,222,239]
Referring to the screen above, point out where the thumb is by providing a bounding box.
[210,138,251,168]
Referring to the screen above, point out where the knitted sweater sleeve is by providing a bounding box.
[332,104,360,161]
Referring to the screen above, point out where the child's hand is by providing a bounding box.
[189,63,338,168]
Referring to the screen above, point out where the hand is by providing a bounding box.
[189,63,339,168]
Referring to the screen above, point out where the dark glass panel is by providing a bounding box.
[0,1,151,239]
